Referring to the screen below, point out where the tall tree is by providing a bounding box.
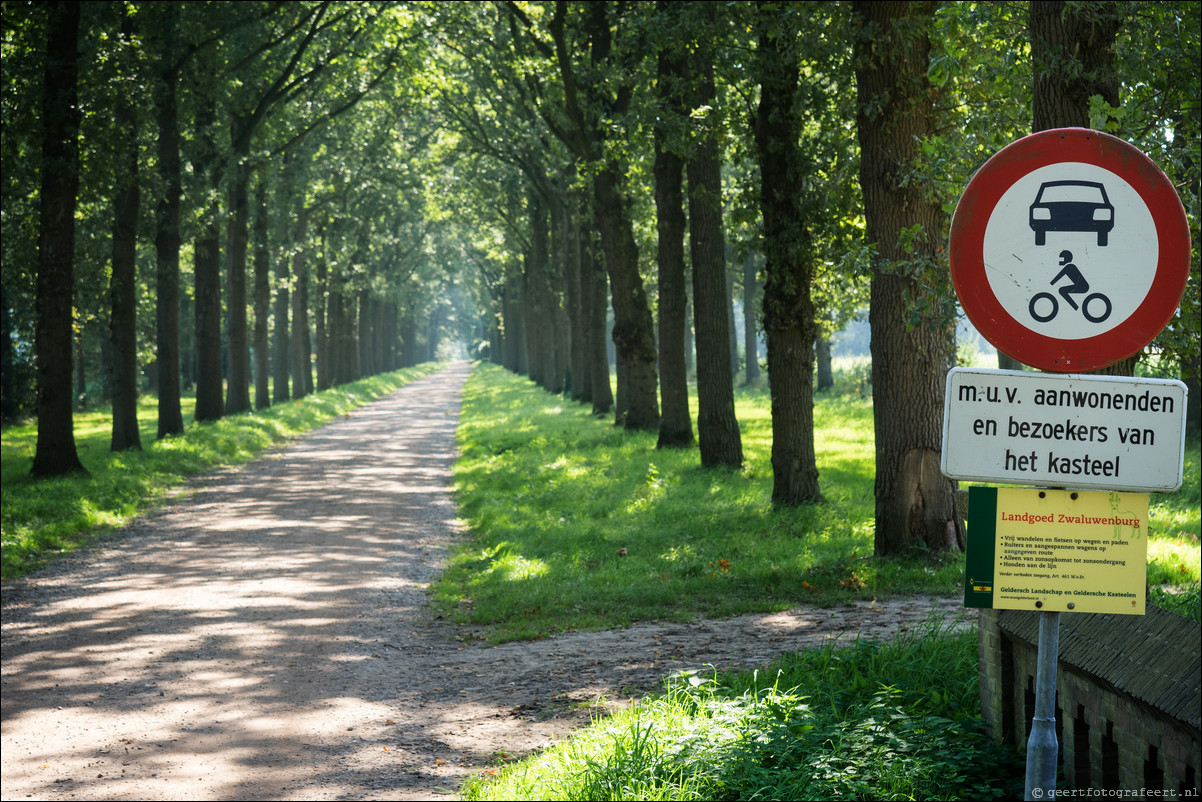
[191,81,225,423]
[653,2,694,450]
[147,3,185,437]
[32,0,86,476]
[687,4,742,468]
[513,0,659,429]
[852,0,961,554]
[252,174,271,410]
[752,5,821,505]
[108,3,142,452]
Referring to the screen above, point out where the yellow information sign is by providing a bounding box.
[964,486,1148,614]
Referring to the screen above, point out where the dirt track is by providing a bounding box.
[2,362,970,800]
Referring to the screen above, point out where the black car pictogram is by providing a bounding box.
[1029,180,1114,246]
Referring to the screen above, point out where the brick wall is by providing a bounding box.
[978,607,1200,797]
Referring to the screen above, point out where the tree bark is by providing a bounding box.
[152,7,184,438]
[524,190,551,388]
[32,0,86,476]
[358,290,374,377]
[852,0,960,554]
[654,27,694,450]
[272,250,291,403]
[583,237,613,416]
[1030,0,1121,133]
[315,252,330,389]
[225,157,252,413]
[1,286,17,422]
[252,176,271,410]
[815,335,833,391]
[594,164,659,429]
[502,264,524,374]
[561,188,587,402]
[754,20,821,505]
[109,4,142,452]
[192,91,224,423]
[743,254,760,385]
[688,26,742,468]
[291,206,311,397]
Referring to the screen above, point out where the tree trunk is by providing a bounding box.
[548,190,572,393]
[358,291,373,377]
[74,332,86,410]
[225,156,252,414]
[291,207,311,397]
[32,0,86,476]
[383,300,397,372]
[815,335,833,391]
[562,189,587,402]
[109,4,142,452]
[327,284,344,383]
[594,165,659,429]
[521,251,543,385]
[654,32,694,450]
[688,28,742,468]
[193,92,224,423]
[252,176,270,410]
[743,254,760,385]
[1030,0,1121,133]
[1,287,17,422]
[754,20,821,505]
[997,352,1023,371]
[398,301,417,371]
[272,249,291,403]
[525,189,553,388]
[583,238,613,416]
[315,254,330,389]
[153,22,184,438]
[853,0,960,555]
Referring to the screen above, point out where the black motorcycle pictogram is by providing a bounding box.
[1028,250,1112,323]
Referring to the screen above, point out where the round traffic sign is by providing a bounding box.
[949,128,1190,372]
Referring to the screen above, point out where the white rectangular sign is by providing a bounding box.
[941,368,1187,492]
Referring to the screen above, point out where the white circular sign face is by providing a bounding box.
[981,162,1157,340]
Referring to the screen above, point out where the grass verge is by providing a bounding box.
[439,363,1201,642]
[461,617,1025,801]
[1,363,441,579]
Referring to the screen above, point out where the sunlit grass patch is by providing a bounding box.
[461,619,1025,801]
[441,364,965,644]
[443,364,1200,642]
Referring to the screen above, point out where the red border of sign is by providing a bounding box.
[949,128,1190,372]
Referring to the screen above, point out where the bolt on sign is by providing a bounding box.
[964,487,1147,615]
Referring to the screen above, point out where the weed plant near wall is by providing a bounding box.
[441,364,1201,641]
[461,620,1026,801]
[0,364,441,578]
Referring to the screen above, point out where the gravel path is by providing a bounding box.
[2,361,970,800]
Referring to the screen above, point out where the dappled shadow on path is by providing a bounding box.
[1,363,484,800]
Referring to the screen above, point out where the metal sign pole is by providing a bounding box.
[1024,609,1060,800]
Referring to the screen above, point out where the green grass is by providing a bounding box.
[438,363,1201,642]
[0,364,441,579]
[461,617,1025,801]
